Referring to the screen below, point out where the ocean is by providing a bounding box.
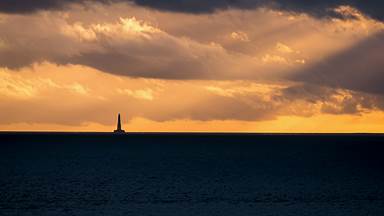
[1,133,384,215]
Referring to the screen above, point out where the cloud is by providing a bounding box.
[275,84,384,115]
[131,1,384,22]
[117,88,155,100]
[0,11,301,80]
[0,68,90,99]
[262,54,289,64]
[292,31,384,95]
[0,2,382,105]
[0,5,380,82]
[1,63,384,127]
[0,12,260,79]
[276,42,295,53]
[229,31,250,42]
[0,0,384,22]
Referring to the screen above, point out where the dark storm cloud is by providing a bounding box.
[0,0,383,21]
[132,0,384,21]
[292,32,384,95]
[0,0,74,13]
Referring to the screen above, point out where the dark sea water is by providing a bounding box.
[1,133,384,216]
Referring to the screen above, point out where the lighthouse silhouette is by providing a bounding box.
[114,113,125,133]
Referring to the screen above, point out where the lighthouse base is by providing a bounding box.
[113,129,126,133]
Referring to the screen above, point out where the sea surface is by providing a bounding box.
[1,133,384,216]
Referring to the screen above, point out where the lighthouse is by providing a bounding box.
[114,113,125,133]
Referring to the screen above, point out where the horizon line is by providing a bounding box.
[1,131,384,135]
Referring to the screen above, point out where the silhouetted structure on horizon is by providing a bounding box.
[114,113,125,133]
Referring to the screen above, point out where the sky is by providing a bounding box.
[0,0,383,132]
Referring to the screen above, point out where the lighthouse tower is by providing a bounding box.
[114,113,125,133]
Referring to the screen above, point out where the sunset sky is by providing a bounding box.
[0,0,383,132]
